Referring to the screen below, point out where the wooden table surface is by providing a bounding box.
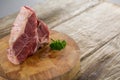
[0,0,120,80]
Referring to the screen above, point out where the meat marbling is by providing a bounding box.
[7,6,49,64]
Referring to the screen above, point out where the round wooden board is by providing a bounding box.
[0,30,80,80]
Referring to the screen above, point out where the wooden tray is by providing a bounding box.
[0,30,80,80]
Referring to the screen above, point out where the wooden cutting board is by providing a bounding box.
[0,30,80,80]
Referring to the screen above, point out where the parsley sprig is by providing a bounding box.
[50,39,66,50]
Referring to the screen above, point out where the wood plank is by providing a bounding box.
[78,33,120,80]
[0,0,99,39]
[53,2,120,60]
[52,2,120,79]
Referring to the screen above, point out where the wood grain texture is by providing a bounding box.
[78,34,120,80]
[53,2,120,60]
[0,30,80,80]
[0,0,100,39]
[52,2,120,79]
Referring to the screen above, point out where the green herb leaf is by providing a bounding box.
[50,39,66,50]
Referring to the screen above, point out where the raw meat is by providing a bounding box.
[7,6,49,64]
